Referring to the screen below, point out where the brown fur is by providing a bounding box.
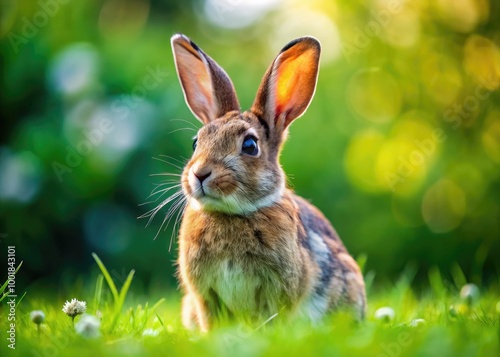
[170,34,366,331]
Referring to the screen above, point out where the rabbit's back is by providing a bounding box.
[294,195,366,321]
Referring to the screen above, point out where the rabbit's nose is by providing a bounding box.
[194,171,211,184]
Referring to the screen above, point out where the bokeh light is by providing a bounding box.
[0,148,42,204]
[464,35,500,90]
[344,129,386,193]
[481,109,500,163]
[203,0,280,29]
[347,68,402,124]
[270,4,342,64]
[49,43,100,96]
[422,179,467,233]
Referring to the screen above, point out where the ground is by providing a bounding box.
[1,258,498,357]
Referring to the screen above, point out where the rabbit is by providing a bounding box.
[170,33,366,332]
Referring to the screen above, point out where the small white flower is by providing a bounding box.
[62,298,87,318]
[75,314,101,339]
[374,306,395,322]
[409,318,426,328]
[142,328,160,337]
[30,310,45,325]
[460,284,480,306]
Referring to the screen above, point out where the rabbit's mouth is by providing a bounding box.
[189,182,245,214]
[188,178,286,215]
[191,194,253,215]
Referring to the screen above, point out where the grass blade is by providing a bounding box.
[154,311,165,329]
[93,274,104,313]
[92,253,119,303]
[109,269,135,332]
[150,298,166,313]
[16,291,27,307]
[0,261,23,295]
[0,261,24,303]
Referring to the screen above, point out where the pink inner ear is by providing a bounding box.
[174,43,217,124]
[273,45,319,123]
[172,35,240,124]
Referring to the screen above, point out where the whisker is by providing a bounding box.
[148,182,182,198]
[150,182,181,193]
[148,186,182,203]
[168,127,197,134]
[165,197,188,247]
[139,190,184,223]
[149,172,183,177]
[158,155,187,166]
[154,196,185,240]
[141,148,194,246]
[156,194,187,241]
[169,118,199,130]
[169,203,187,252]
[152,157,183,170]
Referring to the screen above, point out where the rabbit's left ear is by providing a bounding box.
[171,34,240,124]
[252,37,320,131]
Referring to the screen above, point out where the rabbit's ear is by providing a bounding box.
[252,37,320,131]
[171,34,240,124]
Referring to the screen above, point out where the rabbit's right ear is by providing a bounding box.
[171,34,240,124]
[251,37,320,132]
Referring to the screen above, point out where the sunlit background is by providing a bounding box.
[1,0,499,296]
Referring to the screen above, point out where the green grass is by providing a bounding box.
[1,255,499,357]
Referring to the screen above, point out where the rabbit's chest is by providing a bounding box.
[192,252,283,315]
[206,259,263,311]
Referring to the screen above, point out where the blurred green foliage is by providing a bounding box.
[0,0,499,293]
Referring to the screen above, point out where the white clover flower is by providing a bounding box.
[62,298,87,318]
[142,328,160,337]
[460,284,480,306]
[30,310,45,325]
[409,318,426,328]
[75,314,101,339]
[374,306,395,323]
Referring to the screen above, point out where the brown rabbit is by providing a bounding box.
[170,33,366,331]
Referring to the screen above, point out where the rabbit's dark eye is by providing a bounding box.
[242,135,258,156]
[192,138,198,151]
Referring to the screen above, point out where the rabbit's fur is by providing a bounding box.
[171,34,366,331]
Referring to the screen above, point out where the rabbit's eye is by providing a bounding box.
[242,135,258,156]
[192,138,198,151]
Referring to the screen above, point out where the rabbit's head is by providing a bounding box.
[171,34,320,214]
